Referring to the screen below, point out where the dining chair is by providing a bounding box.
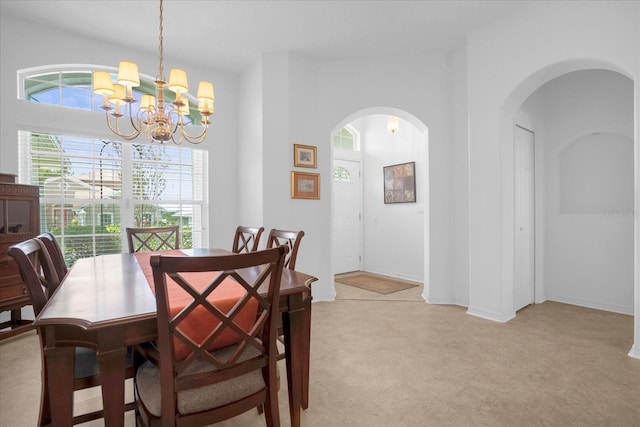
[126,226,180,253]
[266,229,305,270]
[8,238,135,425]
[232,225,265,253]
[37,232,68,281]
[265,229,312,414]
[265,229,307,366]
[133,245,288,427]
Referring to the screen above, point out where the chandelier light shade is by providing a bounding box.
[387,116,400,134]
[92,0,214,144]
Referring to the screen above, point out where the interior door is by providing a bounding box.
[332,159,362,273]
[514,125,535,311]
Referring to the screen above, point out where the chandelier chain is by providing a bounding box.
[158,0,164,80]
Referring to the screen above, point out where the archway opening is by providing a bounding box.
[500,62,637,358]
[329,108,429,302]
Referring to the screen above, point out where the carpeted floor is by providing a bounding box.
[1,299,638,426]
[335,272,420,295]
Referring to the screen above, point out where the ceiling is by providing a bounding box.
[1,0,535,74]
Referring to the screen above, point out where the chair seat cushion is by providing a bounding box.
[136,344,277,416]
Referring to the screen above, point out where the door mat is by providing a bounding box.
[335,272,420,295]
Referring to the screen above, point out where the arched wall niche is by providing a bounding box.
[558,132,634,215]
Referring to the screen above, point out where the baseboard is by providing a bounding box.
[425,295,468,307]
[361,269,422,284]
[467,306,515,323]
[628,344,640,359]
[546,294,634,316]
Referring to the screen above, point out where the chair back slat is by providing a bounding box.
[232,225,265,253]
[8,238,61,316]
[37,232,68,281]
[266,229,305,270]
[126,226,180,253]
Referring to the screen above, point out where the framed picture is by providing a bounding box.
[293,144,317,168]
[291,171,320,199]
[383,161,416,204]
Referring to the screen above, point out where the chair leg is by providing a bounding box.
[263,392,280,427]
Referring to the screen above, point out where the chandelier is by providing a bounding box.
[91,0,214,144]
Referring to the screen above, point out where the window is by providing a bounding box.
[333,166,352,182]
[20,131,208,266]
[21,68,202,125]
[18,66,209,267]
[332,125,360,151]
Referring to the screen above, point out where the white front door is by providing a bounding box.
[514,125,535,311]
[332,159,362,274]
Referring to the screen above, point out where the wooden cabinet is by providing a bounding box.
[0,174,40,340]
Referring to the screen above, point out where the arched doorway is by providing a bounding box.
[498,61,638,358]
[329,107,429,301]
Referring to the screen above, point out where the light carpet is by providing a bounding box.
[1,300,638,426]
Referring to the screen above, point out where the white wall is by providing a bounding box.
[237,60,264,228]
[542,70,634,314]
[466,1,639,328]
[450,46,470,306]
[351,115,426,282]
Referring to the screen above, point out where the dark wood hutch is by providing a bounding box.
[0,173,40,340]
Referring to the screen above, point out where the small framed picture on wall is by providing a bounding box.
[293,144,317,168]
[291,171,320,199]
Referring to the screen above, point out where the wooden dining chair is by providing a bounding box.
[232,225,265,253]
[126,226,180,253]
[265,229,307,367]
[266,229,305,270]
[8,238,135,425]
[133,246,288,427]
[37,232,68,281]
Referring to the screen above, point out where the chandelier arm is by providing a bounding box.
[176,125,208,145]
[105,112,141,141]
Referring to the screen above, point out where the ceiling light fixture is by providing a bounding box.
[387,116,400,134]
[92,0,214,144]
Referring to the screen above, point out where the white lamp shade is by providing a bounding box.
[117,61,140,87]
[92,71,114,95]
[197,81,214,101]
[169,69,189,93]
[140,94,155,112]
[109,84,126,106]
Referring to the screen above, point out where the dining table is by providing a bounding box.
[33,248,317,427]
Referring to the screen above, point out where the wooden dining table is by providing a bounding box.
[33,248,317,427]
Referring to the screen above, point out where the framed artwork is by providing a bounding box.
[383,161,416,204]
[293,144,317,168]
[291,171,320,199]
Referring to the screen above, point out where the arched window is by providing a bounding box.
[333,166,352,182]
[17,66,209,264]
[21,67,202,125]
[333,126,360,151]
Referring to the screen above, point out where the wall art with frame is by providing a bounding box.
[293,144,317,168]
[291,171,320,199]
[383,161,416,204]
